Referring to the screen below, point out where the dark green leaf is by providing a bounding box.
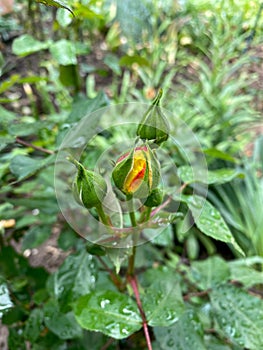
[0,135,16,151]
[44,301,82,339]
[67,91,109,123]
[47,250,97,310]
[74,290,142,339]
[50,40,77,65]
[24,309,44,342]
[178,166,243,185]
[189,256,230,290]
[154,309,206,350]
[36,0,74,16]
[184,195,243,256]
[9,154,55,181]
[59,64,80,87]
[8,121,51,137]
[22,226,52,251]
[12,34,51,56]
[210,284,263,349]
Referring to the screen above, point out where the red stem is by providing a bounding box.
[128,275,152,350]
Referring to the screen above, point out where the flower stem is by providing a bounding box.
[96,202,110,226]
[126,195,138,276]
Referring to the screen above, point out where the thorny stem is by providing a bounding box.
[16,137,54,155]
[128,275,152,350]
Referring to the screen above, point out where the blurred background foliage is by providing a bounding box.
[0,0,263,349]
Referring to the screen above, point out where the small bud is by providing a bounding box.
[112,145,160,198]
[68,157,107,209]
[144,188,163,207]
[137,89,169,145]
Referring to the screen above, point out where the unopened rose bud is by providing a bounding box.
[68,157,107,209]
[136,89,169,145]
[112,145,160,198]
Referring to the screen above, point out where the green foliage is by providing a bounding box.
[1,0,262,349]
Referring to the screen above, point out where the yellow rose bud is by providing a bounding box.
[112,145,160,198]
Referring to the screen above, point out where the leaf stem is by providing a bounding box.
[16,137,54,155]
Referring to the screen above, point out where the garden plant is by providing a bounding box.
[0,0,263,350]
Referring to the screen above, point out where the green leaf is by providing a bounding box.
[74,290,142,339]
[9,154,55,181]
[0,135,16,151]
[204,148,237,162]
[47,250,97,311]
[105,247,132,274]
[8,121,51,137]
[142,270,185,326]
[22,226,52,251]
[50,39,77,65]
[190,256,230,290]
[184,195,244,256]
[36,0,74,16]
[151,225,173,247]
[24,309,43,342]
[119,54,150,67]
[67,91,109,123]
[44,301,82,339]
[0,281,13,317]
[210,284,263,349]
[56,7,73,27]
[228,261,263,288]
[0,106,16,126]
[12,34,51,56]
[178,166,243,185]
[154,309,206,350]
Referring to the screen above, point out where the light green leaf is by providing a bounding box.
[0,281,13,317]
[0,136,16,151]
[12,34,51,56]
[210,284,263,349]
[204,148,237,162]
[47,250,97,311]
[8,121,51,137]
[185,195,244,256]
[56,7,73,27]
[74,290,142,339]
[50,39,77,65]
[106,247,132,274]
[178,166,243,185]
[0,106,16,126]
[190,256,230,290]
[142,270,184,326]
[228,262,263,288]
[154,309,206,350]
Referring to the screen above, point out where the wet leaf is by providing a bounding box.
[47,250,97,311]
[210,284,263,349]
[142,270,185,326]
[0,280,13,317]
[190,256,230,290]
[184,195,244,256]
[154,309,206,350]
[74,290,142,339]
[44,301,82,339]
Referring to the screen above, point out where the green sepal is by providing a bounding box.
[144,188,163,207]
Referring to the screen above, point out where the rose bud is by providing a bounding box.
[136,89,170,146]
[68,157,107,209]
[112,145,160,198]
